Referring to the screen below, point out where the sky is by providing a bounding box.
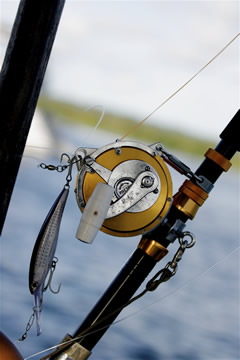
[0,0,239,141]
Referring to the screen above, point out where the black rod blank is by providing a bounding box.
[73,248,157,351]
[0,0,65,235]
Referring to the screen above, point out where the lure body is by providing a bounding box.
[29,187,69,335]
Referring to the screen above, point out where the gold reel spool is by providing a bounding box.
[75,141,172,237]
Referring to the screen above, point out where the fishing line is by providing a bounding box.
[18,146,68,168]
[120,32,240,141]
[20,32,240,160]
[83,104,105,142]
[23,145,61,153]
[19,104,105,164]
[23,245,240,360]
[74,245,240,335]
[115,245,240,324]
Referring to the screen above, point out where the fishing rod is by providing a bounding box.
[39,109,239,360]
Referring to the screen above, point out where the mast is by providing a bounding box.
[0,0,65,235]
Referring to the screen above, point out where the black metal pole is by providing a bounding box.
[0,0,65,235]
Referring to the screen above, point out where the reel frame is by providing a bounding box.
[75,141,173,237]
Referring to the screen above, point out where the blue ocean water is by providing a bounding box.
[0,124,239,360]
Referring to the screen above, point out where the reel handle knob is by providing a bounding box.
[76,183,114,244]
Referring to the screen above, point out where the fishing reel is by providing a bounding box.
[74,140,193,243]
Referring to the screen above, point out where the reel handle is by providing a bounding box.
[76,183,114,244]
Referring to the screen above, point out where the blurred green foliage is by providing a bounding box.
[38,95,239,168]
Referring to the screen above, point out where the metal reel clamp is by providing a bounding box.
[74,140,173,237]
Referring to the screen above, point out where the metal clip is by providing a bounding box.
[61,153,79,188]
[164,231,195,277]
[151,142,202,182]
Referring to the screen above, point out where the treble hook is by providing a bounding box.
[43,257,61,294]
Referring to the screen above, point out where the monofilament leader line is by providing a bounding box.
[120,33,240,141]
[23,245,240,360]
[21,33,239,159]
[20,104,105,163]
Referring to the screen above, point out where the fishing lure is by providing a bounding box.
[29,186,69,336]
[18,155,74,341]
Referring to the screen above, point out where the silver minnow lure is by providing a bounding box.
[29,187,69,336]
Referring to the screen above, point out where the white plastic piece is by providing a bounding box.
[76,183,114,244]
